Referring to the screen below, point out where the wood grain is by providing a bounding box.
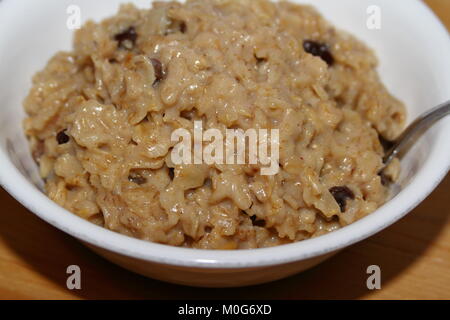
[0,0,448,300]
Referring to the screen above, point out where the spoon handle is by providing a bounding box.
[383,100,450,166]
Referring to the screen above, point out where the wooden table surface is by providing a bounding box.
[0,0,449,300]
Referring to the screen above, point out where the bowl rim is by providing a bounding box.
[0,0,449,269]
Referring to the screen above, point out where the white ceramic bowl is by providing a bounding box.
[0,0,449,288]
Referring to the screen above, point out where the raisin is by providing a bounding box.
[114,27,138,50]
[150,58,165,86]
[56,130,70,145]
[329,186,355,212]
[128,172,147,185]
[379,172,392,186]
[254,54,267,65]
[251,215,266,227]
[180,110,195,120]
[303,40,335,66]
[168,167,175,180]
[165,20,187,35]
[180,21,187,34]
[204,226,213,233]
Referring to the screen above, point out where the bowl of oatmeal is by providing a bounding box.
[0,0,449,287]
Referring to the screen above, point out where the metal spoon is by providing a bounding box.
[383,100,450,168]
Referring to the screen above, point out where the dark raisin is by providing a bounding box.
[254,54,267,65]
[180,21,187,33]
[168,167,175,180]
[303,40,334,66]
[251,215,266,227]
[165,20,187,35]
[256,57,266,64]
[184,235,195,246]
[56,130,70,145]
[150,58,165,86]
[128,172,147,185]
[379,171,392,186]
[205,226,213,233]
[180,110,194,120]
[378,134,395,154]
[114,27,138,50]
[329,186,355,212]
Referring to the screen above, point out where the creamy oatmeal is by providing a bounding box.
[23,0,406,249]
